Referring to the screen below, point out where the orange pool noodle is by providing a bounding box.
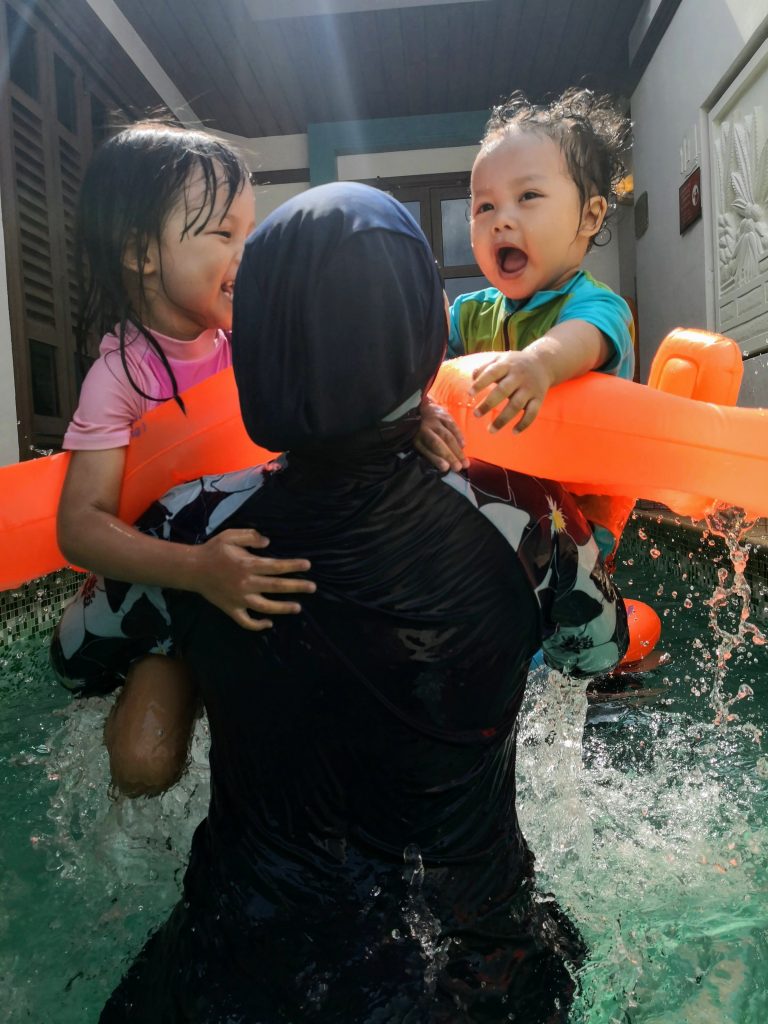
[0,328,763,591]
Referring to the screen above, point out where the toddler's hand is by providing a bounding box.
[471,350,553,433]
[414,397,469,473]
[192,529,315,631]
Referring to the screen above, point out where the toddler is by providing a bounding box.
[418,88,635,557]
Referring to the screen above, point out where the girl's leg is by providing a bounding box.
[103,655,199,798]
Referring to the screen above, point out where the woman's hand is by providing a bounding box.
[190,529,315,631]
[414,396,469,473]
[471,350,554,433]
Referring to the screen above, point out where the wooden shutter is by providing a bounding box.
[0,0,116,454]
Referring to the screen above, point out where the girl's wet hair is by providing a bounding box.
[481,88,632,245]
[75,119,250,409]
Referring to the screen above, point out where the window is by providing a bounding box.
[29,340,60,417]
[372,176,490,302]
[6,4,38,100]
[90,94,108,147]
[54,54,77,133]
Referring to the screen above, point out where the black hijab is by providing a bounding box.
[231,181,446,454]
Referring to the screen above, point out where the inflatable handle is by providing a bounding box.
[647,327,742,405]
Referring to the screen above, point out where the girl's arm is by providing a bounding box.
[469,320,610,433]
[57,448,315,631]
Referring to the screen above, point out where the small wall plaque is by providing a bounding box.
[679,167,702,234]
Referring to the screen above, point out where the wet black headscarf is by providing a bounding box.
[231,182,446,453]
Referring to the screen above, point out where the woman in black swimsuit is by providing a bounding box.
[95,181,628,1023]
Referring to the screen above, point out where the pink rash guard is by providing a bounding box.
[63,325,231,451]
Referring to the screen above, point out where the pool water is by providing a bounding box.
[1,519,767,1023]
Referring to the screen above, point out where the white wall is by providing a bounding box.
[337,144,477,179]
[630,0,768,380]
[252,182,311,222]
[241,139,479,224]
[0,185,19,467]
[211,129,311,224]
[583,222,625,296]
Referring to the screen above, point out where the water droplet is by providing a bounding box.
[638,528,647,540]
[683,597,693,609]
[402,843,424,888]
[650,547,661,559]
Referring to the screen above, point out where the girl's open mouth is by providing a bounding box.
[497,246,528,275]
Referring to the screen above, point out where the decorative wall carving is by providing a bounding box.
[714,105,768,290]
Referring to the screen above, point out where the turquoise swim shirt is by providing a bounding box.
[448,270,635,381]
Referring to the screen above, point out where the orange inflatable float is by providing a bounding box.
[622,598,663,666]
[0,327,761,595]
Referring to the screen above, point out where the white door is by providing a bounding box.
[709,37,768,406]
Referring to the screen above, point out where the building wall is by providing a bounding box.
[212,128,310,223]
[631,0,768,381]
[336,144,477,180]
[248,132,624,288]
[0,185,18,467]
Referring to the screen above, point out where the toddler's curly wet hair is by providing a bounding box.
[482,88,632,219]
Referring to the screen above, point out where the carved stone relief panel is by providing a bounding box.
[710,37,768,367]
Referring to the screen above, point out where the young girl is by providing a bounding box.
[417,88,635,558]
[52,122,315,797]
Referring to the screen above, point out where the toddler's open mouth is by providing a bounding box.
[497,246,528,275]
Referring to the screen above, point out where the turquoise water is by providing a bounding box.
[1,519,767,1022]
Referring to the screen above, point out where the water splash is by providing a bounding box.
[703,506,765,724]
[3,538,768,1023]
[43,697,211,888]
[517,666,768,1024]
[0,681,213,1024]
[400,843,451,993]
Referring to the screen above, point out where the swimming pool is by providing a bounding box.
[1,517,766,1022]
